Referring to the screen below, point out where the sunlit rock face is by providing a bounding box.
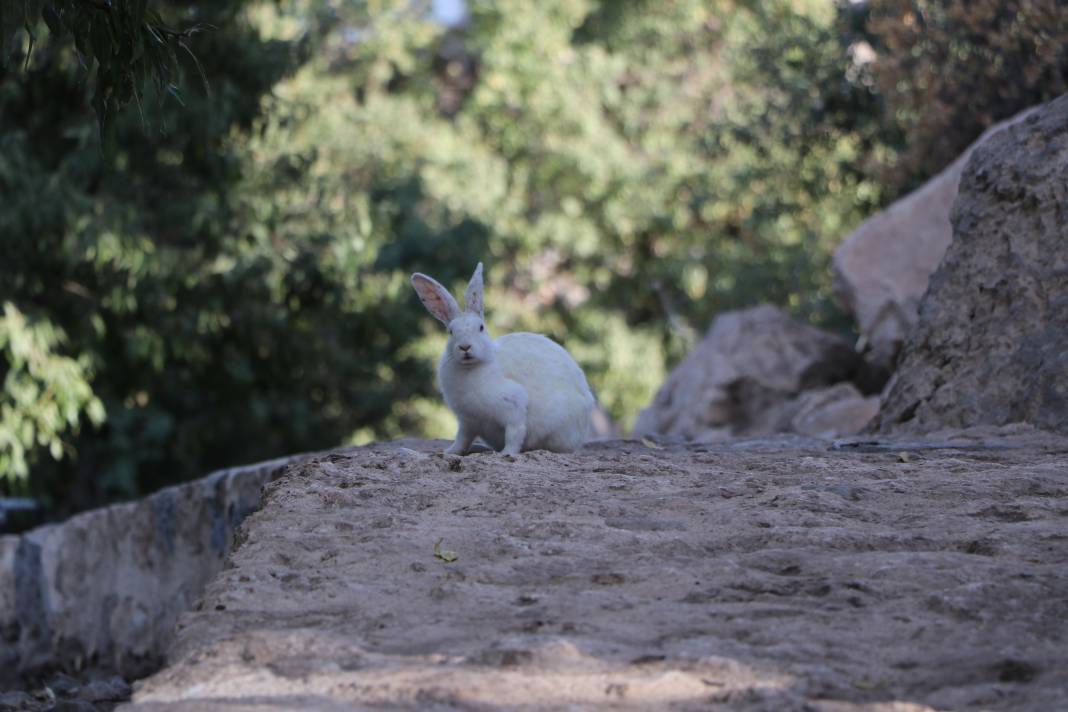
[832,106,1039,375]
[875,94,1068,434]
[634,305,871,442]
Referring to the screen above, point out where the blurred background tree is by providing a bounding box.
[1,0,212,139]
[866,0,1068,193]
[2,0,1064,524]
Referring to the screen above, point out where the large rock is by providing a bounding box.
[120,435,1068,711]
[0,452,311,683]
[634,305,864,441]
[833,106,1039,373]
[787,383,880,439]
[874,95,1068,433]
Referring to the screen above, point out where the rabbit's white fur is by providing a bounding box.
[411,263,594,455]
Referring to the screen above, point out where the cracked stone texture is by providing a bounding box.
[832,105,1038,373]
[121,429,1068,711]
[874,94,1068,435]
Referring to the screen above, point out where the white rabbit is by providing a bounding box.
[411,262,595,455]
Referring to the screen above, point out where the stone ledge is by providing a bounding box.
[0,451,313,683]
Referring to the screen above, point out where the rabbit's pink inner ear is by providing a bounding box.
[411,273,460,326]
[465,262,484,317]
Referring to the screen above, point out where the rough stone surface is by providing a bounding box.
[0,453,311,684]
[833,106,1038,373]
[634,305,863,441]
[875,95,1068,434]
[122,432,1068,711]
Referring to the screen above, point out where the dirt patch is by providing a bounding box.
[122,430,1068,711]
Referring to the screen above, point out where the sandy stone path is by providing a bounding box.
[121,428,1068,711]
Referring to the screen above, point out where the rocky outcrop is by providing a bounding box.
[634,305,868,441]
[833,106,1039,374]
[875,95,1068,433]
[787,383,880,439]
[0,452,311,684]
[120,435,1068,711]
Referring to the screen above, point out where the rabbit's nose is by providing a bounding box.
[458,344,472,352]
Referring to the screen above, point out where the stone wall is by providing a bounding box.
[0,453,310,683]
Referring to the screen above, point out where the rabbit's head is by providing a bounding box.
[411,263,494,367]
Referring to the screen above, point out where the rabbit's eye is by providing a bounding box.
[479,324,484,332]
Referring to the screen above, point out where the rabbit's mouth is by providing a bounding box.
[458,353,479,365]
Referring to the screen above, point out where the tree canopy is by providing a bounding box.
[1,0,212,140]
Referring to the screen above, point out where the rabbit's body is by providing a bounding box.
[497,333,594,452]
[439,332,594,453]
[412,263,594,455]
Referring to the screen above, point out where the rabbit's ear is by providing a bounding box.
[464,262,484,318]
[411,273,461,326]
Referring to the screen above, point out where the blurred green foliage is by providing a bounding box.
[1,0,210,140]
[295,0,893,424]
[2,0,1043,519]
[0,302,104,478]
[867,0,1068,194]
